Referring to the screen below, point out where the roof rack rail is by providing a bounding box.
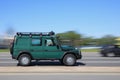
[16,31,55,36]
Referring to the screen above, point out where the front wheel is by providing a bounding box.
[18,54,31,66]
[63,54,76,66]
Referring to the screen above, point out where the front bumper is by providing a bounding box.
[76,54,82,59]
[76,51,82,59]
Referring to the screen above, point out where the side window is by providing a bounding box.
[45,39,55,46]
[17,38,29,46]
[32,39,42,46]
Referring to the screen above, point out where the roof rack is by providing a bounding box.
[16,31,55,36]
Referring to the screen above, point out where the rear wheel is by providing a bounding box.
[107,53,115,57]
[18,54,31,66]
[63,54,76,66]
[102,53,108,57]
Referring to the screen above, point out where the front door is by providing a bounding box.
[43,38,63,59]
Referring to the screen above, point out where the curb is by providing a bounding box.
[0,67,120,73]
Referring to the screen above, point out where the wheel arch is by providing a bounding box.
[17,51,33,60]
[61,52,77,60]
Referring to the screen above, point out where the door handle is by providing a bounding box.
[45,50,48,51]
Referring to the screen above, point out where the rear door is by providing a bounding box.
[30,37,44,59]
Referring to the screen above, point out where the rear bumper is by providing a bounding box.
[11,55,16,59]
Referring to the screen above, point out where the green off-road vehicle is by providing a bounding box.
[10,31,82,66]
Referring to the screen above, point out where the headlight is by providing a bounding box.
[75,48,78,50]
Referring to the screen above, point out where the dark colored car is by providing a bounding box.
[100,45,120,57]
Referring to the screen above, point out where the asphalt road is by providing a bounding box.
[0,52,120,67]
[0,73,120,80]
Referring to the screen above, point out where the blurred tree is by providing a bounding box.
[80,37,95,45]
[57,31,82,46]
[96,35,117,45]
[57,31,117,46]
[6,27,15,36]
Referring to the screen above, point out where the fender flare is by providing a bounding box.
[17,51,33,60]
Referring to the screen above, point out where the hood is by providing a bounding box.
[61,45,75,51]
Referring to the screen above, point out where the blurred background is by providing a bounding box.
[0,0,120,52]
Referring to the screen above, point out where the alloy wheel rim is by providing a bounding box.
[21,57,29,65]
[66,57,74,65]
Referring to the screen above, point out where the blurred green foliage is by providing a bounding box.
[57,31,82,46]
[57,31,117,46]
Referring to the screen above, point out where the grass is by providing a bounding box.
[0,49,10,52]
[0,48,100,52]
[81,48,100,52]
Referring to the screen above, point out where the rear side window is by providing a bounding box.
[32,39,42,46]
[17,38,29,46]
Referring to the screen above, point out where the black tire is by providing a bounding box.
[102,53,108,57]
[63,54,76,66]
[18,54,31,66]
